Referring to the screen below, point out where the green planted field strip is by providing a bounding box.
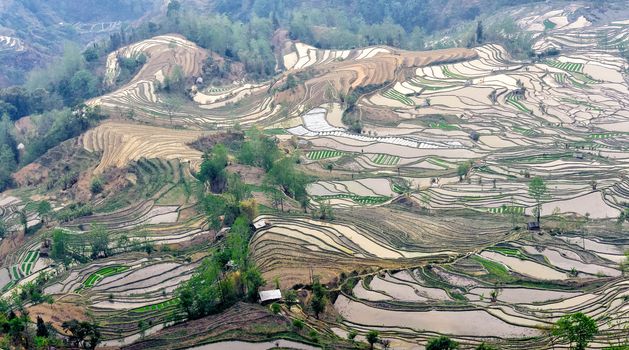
[20,251,39,276]
[588,132,624,139]
[11,266,22,280]
[487,206,525,214]
[553,73,566,84]
[131,298,179,313]
[545,60,583,73]
[372,154,400,165]
[512,126,537,136]
[392,183,404,194]
[307,150,345,160]
[315,194,389,205]
[426,157,451,169]
[382,89,414,106]
[441,66,468,80]
[428,122,458,131]
[409,77,458,90]
[506,95,532,113]
[83,265,130,288]
[543,19,556,30]
[560,98,602,111]
[471,255,512,281]
[486,247,527,259]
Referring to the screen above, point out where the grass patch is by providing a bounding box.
[131,298,179,313]
[471,255,513,282]
[486,247,527,259]
[428,122,458,131]
[543,19,557,30]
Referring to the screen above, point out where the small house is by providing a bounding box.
[253,219,268,230]
[527,222,540,231]
[259,289,282,304]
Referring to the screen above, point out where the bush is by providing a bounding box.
[292,319,304,330]
[469,131,480,141]
[90,177,103,194]
[270,303,281,314]
[426,336,459,350]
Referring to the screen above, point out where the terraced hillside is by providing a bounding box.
[1,2,629,350]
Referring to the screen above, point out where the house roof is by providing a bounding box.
[253,219,267,230]
[259,289,282,302]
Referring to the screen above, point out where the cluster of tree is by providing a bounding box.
[310,276,327,319]
[115,53,147,85]
[0,115,18,192]
[212,0,544,52]
[23,106,105,164]
[50,224,113,266]
[237,130,310,211]
[0,267,98,349]
[25,43,102,107]
[0,104,105,191]
[176,215,265,319]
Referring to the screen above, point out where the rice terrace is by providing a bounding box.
[0,0,629,349]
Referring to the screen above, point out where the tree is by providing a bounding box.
[476,343,498,350]
[528,176,548,225]
[457,162,471,181]
[310,276,327,319]
[61,319,101,350]
[0,219,7,239]
[476,20,484,43]
[366,330,379,350]
[36,316,49,338]
[51,229,70,264]
[162,95,183,125]
[426,336,459,350]
[552,312,598,350]
[17,209,27,234]
[90,178,103,194]
[37,201,52,224]
[89,224,110,258]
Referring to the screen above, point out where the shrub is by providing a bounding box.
[270,303,281,314]
[90,178,103,194]
[426,336,459,350]
[292,319,304,330]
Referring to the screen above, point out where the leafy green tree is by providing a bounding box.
[89,224,110,258]
[51,229,70,264]
[426,336,459,350]
[310,276,327,319]
[270,302,281,314]
[36,316,49,337]
[0,219,7,239]
[243,266,265,301]
[476,343,498,350]
[457,162,471,181]
[37,201,52,224]
[198,144,229,193]
[366,330,379,350]
[528,176,548,225]
[552,312,598,350]
[61,319,101,350]
[90,177,103,194]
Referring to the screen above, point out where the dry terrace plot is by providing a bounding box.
[82,121,205,174]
